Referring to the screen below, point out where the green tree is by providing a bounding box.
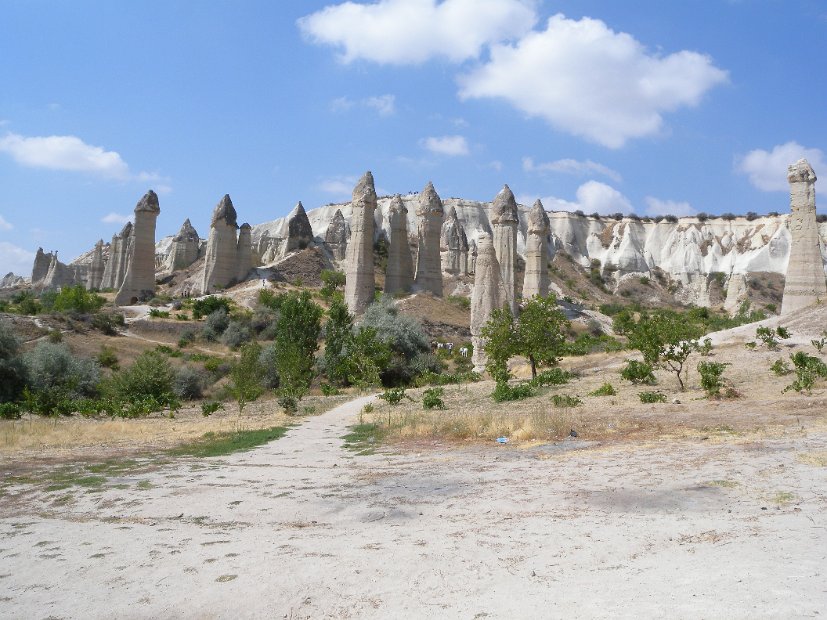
[627,311,701,390]
[272,291,323,403]
[322,297,354,384]
[340,326,392,388]
[320,269,346,299]
[51,285,106,314]
[480,306,517,382]
[0,321,28,403]
[229,341,264,412]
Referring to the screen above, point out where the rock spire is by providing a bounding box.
[344,172,377,314]
[470,233,506,373]
[87,240,105,291]
[523,199,550,298]
[781,159,826,314]
[325,209,349,261]
[101,221,133,290]
[491,185,519,313]
[441,205,469,276]
[384,194,415,296]
[236,223,253,282]
[116,190,160,305]
[202,194,240,294]
[285,201,314,253]
[414,181,444,296]
[165,219,201,272]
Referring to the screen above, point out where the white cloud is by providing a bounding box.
[735,141,827,192]
[488,160,503,172]
[517,180,633,215]
[523,156,622,183]
[421,135,469,156]
[0,132,171,188]
[298,0,537,65]
[459,14,728,148]
[0,215,13,231]
[644,196,696,217]
[0,241,35,276]
[319,175,359,196]
[332,94,397,117]
[101,212,132,225]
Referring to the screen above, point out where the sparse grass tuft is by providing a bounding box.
[167,426,289,458]
[342,423,386,455]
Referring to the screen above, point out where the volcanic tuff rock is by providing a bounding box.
[202,194,240,294]
[324,209,349,261]
[165,219,201,272]
[523,199,551,299]
[101,221,133,291]
[0,272,26,288]
[470,233,505,372]
[491,185,519,313]
[414,181,444,296]
[384,194,414,296]
[87,240,105,291]
[781,159,826,314]
[344,172,377,314]
[441,205,469,276]
[31,248,52,285]
[116,190,160,305]
[236,223,253,282]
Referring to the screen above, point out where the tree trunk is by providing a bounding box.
[529,355,537,379]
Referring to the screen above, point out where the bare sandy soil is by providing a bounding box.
[2,391,826,619]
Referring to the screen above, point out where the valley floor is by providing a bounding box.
[1,393,826,619]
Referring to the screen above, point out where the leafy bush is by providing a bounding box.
[251,307,278,339]
[201,400,224,416]
[0,320,28,403]
[91,312,124,335]
[51,285,106,314]
[22,342,100,414]
[47,330,63,343]
[97,346,119,370]
[414,370,481,387]
[178,328,196,349]
[320,270,346,299]
[589,383,616,396]
[491,381,535,402]
[192,296,232,320]
[530,368,573,387]
[202,308,230,340]
[770,358,792,376]
[258,344,281,389]
[320,382,340,396]
[106,350,175,405]
[378,387,409,405]
[621,360,656,384]
[784,352,827,393]
[447,295,470,310]
[361,296,431,385]
[422,387,446,410]
[697,361,730,397]
[221,320,252,349]
[0,402,22,419]
[277,394,298,414]
[639,391,667,403]
[149,308,170,319]
[229,342,264,412]
[173,366,205,400]
[551,394,582,407]
[698,338,713,356]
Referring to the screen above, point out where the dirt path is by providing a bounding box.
[1,395,826,618]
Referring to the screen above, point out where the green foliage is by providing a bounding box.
[168,427,288,458]
[0,402,23,419]
[149,308,170,319]
[811,335,827,353]
[106,350,175,409]
[320,382,340,396]
[784,351,827,394]
[551,394,582,407]
[97,346,119,370]
[320,269,346,299]
[562,333,623,356]
[50,285,106,314]
[272,291,323,404]
[229,342,264,412]
[378,387,410,406]
[621,360,656,385]
[91,312,124,335]
[47,329,63,343]
[202,307,230,340]
[341,327,392,389]
[413,370,481,387]
[277,394,298,414]
[770,358,792,376]
[697,361,731,397]
[698,337,713,356]
[257,288,284,311]
[221,320,252,349]
[0,320,28,403]
[599,303,626,316]
[639,391,667,403]
[192,296,232,320]
[178,329,196,349]
[756,326,788,350]
[447,295,470,310]
[491,381,535,402]
[589,383,616,396]
[173,366,205,400]
[321,298,355,385]
[529,368,573,387]
[422,387,446,410]
[23,342,100,414]
[11,290,41,315]
[201,400,224,416]
[258,344,281,389]
[624,311,701,390]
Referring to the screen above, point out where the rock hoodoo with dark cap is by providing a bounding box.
[115,190,160,305]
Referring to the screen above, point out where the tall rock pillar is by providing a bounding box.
[101,222,132,290]
[523,199,550,299]
[115,190,160,305]
[236,223,253,282]
[165,219,201,272]
[344,172,377,314]
[470,233,505,373]
[491,185,519,313]
[441,205,468,276]
[414,181,444,296]
[385,194,414,296]
[325,209,349,261]
[782,159,826,314]
[202,195,239,294]
[87,240,105,290]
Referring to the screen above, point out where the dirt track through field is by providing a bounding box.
[1,395,826,619]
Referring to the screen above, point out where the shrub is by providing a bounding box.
[447,295,470,310]
[422,387,446,410]
[192,296,232,320]
[320,382,340,396]
[378,387,409,406]
[149,308,170,319]
[258,344,281,389]
[51,285,106,314]
[530,368,573,387]
[277,394,298,414]
[91,312,124,335]
[621,360,656,385]
[697,361,730,397]
[107,350,175,405]
[221,321,252,349]
[589,383,616,396]
[784,351,827,393]
[251,307,278,338]
[0,402,22,419]
[639,391,667,403]
[320,270,346,299]
[756,326,789,350]
[173,366,205,400]
[698,338,713,356]
[97,346,119,370]
[812,336,827,354]
[202,308,230,340]
[551,394,582,407]
[178,328,196,349]
[47,330,63,343]
[491,381,535,402]
[201,400,224,416]
[0,321,28,403]
[23,342,100,414]
[770,358,792,376]
[229,342,264,412]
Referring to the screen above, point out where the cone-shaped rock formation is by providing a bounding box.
[414,181,444,296]
[344,172,377,314]
[202,194,240,294]
[165,219,201,272]
[523,199,550,298]
[470,233,506,372]
[491,185,518,313]
[325,209,349,261]
[384,194,414,295]
[115,190,160,305]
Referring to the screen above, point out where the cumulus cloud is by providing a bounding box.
[0,132,171,188]
[459,14,728,148]
[101,213,132,225]
[0,241,35,276]
[298,0,537,65]
[735,141,827,192]
[421,135,469,156]
[523,156,622,183]
[332,94,396,117]
[517,180,633,215]
[0,215,13,231]
[644,196,696,217]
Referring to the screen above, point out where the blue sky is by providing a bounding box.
[1,0,826,275]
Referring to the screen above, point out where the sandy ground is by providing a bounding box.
[2,393,826,619]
